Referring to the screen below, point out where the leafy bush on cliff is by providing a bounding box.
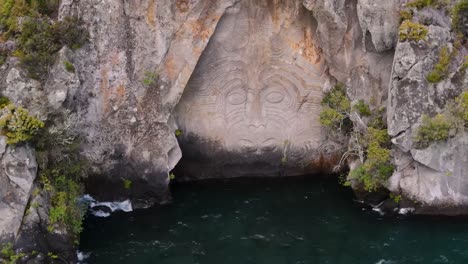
[17,16,87,80]
[399,21,428,42]
[452,0,468,36]
[405,0,448,10]
[426,46,451,83]
[399,10,413,22]
[34,111,87,244]
[319,85,393,192]
[0,0,59,34]
[414,114,451,148]
[319,84,352,131]
[44,166,85,241]
[348,128,393,192]
[0,242,25,264]
[353,100,372,117]
[0,103,44,144]
[414,92,468,148]
[0,0,87,80]
[63,60,75,73]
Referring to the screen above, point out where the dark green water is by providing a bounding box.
[80,177,468,264]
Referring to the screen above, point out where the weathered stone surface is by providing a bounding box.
[393,134,468,206]
[388,26,453,138]
[0,143,37,243]
[56,0,239,202]
[45,48,80,110]
[357,0,399,52]
[387,6,468,210]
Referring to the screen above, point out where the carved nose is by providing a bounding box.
[246,93,265,128]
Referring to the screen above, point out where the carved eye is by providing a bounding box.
[226,89,247,105]
[266,91,285,103]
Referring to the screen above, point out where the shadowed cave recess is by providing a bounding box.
[172,0,342,181]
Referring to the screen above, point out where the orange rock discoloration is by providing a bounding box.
[290,28,322,65]
[146,0,156,26]
[164,54,178,82]
[99,67,111,116]
[189,18,215,41]
[176,0,189,13]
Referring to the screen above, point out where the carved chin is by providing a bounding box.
[223,122,286,153]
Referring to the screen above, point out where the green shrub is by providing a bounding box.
[122,178,132,189]
[462,55,468,72]
[0,103,44,144]
[53,16,88,50]
[414,114,451,148]
[406,0,448,9]
[63,60,75,73]
[13,16,87,80]
[399,21,428,42]
[354,100,371,117]
[0,0,33,34]
[0,95,10,108]
[319,84,352,131]
[406,0,433,9]
[0,51,6,65]
[368,107,386,129]
[319,107,344,128]
[43,164,85,243]
[399,9,413,22]
[390,193,402,203]
[348,128,393,192]
[453,91,468,124]
[0,242,25,264]
[452,0,468,34]
[142,71,158,86]
[321,84,350,113]
[427,46,451,83]
[33,112,87,244]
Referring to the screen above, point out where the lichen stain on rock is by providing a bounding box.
[146,0,156,27]
[189,17,217,42]
[289,28,322,65]
[176,0,190,13]
[99,67,111,116]
[164,54,178,82]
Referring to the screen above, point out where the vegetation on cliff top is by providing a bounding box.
[0,0,87,80]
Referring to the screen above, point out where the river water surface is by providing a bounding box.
[80,177,468,264]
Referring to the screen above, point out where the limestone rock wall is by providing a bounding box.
[56,0,240,203]
[0,139,37,243]
[387,4,468,209]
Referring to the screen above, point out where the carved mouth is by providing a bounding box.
[236,138,278,153]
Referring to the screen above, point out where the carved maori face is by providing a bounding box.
[175,2,324,159]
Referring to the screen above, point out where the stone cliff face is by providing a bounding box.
[387,5,468,211]
[0,0,467,260]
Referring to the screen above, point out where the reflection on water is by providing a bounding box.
[80,177,468,264]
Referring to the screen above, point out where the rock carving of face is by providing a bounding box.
[176,3,324,158]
